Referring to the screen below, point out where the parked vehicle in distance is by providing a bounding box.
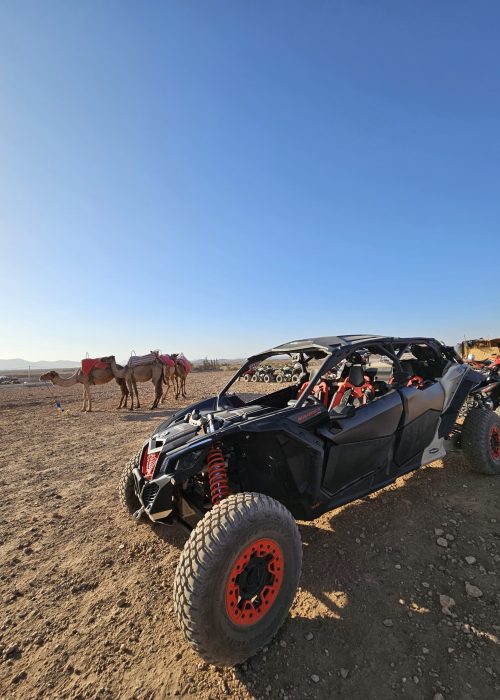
[251,364,276,383]
[119,334,500,665]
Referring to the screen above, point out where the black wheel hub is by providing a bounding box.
[235,553,274,601]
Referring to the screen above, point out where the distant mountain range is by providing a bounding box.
[0,359,79,371]
[0,356,244,371]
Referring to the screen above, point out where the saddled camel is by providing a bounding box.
[101,355,163,410]
[160,353,189,402]
[40,367,129,412]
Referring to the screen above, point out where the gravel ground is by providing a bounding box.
[0,372,499,699]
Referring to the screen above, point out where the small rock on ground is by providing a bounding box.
[465,582,483,598]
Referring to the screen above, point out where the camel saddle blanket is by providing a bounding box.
[158,354,175,368]
[81,358,110,377]
[176,354,192,374]
[126,353,158,368]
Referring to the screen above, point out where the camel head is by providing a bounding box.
[100,355,115,364]
[40,370,58,382]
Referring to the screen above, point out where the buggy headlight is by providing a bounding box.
[174,448,206,474]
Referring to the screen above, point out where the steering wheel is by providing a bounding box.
[305,392,323,406]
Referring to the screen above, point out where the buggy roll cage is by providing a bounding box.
[217,336,460,411]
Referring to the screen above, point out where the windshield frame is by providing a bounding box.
[217,350,334,409]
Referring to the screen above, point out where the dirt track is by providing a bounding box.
[0,372,499,699]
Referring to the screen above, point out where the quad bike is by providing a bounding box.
[252,364,276,383]
[275,365,294,383]
[119,334,500,666]
[240,368,256,382]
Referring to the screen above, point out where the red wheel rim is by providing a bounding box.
[490,425,500,460]
[225,538,284,626]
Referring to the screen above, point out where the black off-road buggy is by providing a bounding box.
[119,335,500,665]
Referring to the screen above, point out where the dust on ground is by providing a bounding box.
[0,372,499,699]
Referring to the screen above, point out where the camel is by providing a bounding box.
[161,353,189,402]
[40,367,129,412]
[101,356,163,410]
[160,361,177,401]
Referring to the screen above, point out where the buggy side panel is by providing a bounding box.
[394,364,479,472]
[232,426,325,519]
[320,391,403,497]
[393,383,445,469]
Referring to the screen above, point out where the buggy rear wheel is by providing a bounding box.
[462,408,500,475]
[119,454,142,517]
[263,373,271,383]
[251,374,258,382]
[291,374,301,384]
[243,373,250,382]
[173,492,302,666]
[276,374,283,383]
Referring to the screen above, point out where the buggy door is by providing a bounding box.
[391,341,448,472]
[392,383,445,471]
[319,391,403,499]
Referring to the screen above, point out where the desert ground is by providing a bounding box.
[0,372,499,700]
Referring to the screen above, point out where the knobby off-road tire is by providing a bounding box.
[462,408,500,475]
[119,454,142,517]
[173,492,302,666]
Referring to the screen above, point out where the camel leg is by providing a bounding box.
[150,378,162,410]
[149,372,163,411]
[117,381,125,409]
[118,381,129,409]
[161,377,171,403]
[82,383,89,411]
[133,377,140,409]
[127,377,135,410]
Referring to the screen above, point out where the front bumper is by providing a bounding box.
[132,468,173,522]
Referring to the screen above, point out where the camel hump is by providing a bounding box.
[126,352,158,368]
[176,353,192,374]
[158,353,175,367]
[81,358,110,376]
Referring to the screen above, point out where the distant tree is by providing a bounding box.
[202,357,221,371]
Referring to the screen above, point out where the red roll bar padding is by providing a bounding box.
[330,376,375,409]
[407,375,425,388]
[312,380,330,408]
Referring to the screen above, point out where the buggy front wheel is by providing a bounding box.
[173,492,302,666]
[119,454,142,517]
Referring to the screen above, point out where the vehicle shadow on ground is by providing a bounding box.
[120,409,175,423]
[232,454,499,700]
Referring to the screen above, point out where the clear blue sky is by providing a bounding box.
[1,1,499,361]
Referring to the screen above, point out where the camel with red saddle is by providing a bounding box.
[40,360,129,412]
[157,352,191,402]
[100,354,164,411]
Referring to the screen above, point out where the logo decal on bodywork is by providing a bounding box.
[294,407,322,423]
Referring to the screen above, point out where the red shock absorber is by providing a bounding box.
[207,446,230,505]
